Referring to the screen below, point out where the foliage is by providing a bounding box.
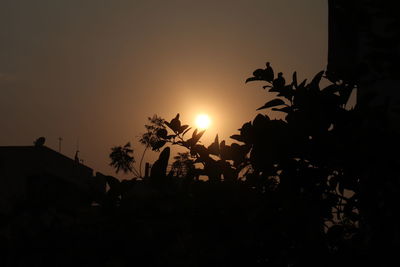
[143,62,366,260]
[139,114,166,151]
[109,142,135,174]
[146,113,252,182]
[242,63,360,233]
[100,62,399,266]
[109,115,167,177]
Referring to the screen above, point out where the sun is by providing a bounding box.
[195,114,211,130]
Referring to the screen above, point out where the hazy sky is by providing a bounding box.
[0,0,327,177]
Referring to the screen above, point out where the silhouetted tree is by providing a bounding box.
[139,114,166,151]
[240,62,364,264]
[109,142,136,175]
[101,62,397,266]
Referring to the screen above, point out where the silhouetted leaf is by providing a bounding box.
[298,79,307,89]
[193,130,205,144]
[233,121,254,144]
[156,128,168,138]
[192,129,198,138]
[252,113,270,125]
[207,134,220,156]
[257,99,286,110]
[322,84,340,94]
[292,71,298,88]
[182,127,192,136]
[272,106,292,113]
[245,76,261,83]
[219,140,229,159]
[186,129,205,148]
[123,142,133,151]
[150,147,170,179]
[151,140,166,151]
[230,134,244,143]
[191,144,209,159]
[310,70,324,88]
[277,85,294,100]
[166,113,181,133]
[253,68,264,77]
[178,125,189,134]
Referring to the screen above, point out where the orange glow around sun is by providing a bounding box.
[195,114,211,130]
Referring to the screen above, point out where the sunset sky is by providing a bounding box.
[0,0,327,177]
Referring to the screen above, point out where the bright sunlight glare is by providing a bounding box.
[195,114,211,130]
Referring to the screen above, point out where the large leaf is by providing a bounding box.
[230,134,244,143]
[298,79,307,89]
[310,71,325,88]
[219,140,229,160]
[277,85,295,101]
[182,127,192,136]
[151,140,166,151]
[192,129,198,139]
[207,134,220,156]
[186,129,205,148]
[156,128,167,138]
[245,76,261,83]
[272,106,292,113]
[178,124,189,134]
[191,144,209,159]
[150,147,170,179]
[165,113,181,133]
[193,129,205,145]
[292,71,298,88]
[256,99,286,110]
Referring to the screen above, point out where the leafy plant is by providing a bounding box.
[142,113,251,182]
[109,142,136,175]
[109,115,169,177]
[108,62,365,251]
[240,62,362,249]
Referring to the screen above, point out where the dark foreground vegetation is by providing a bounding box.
[1,63,399,266]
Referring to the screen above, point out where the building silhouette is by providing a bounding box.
[0,145,106,214]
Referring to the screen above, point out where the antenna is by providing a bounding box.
[75,137,82,164]
[58,137,63,153]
